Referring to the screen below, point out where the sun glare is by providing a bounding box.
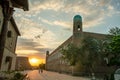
[29,57,45,67]
[29,58,40,66]
[30,58,38,63]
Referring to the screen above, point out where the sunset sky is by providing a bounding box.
[14,0,120,61]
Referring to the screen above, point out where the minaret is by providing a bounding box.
[73,15,83,46]
[45,51,49,70]
[73,15,82,35]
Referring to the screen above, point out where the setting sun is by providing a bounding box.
[29,58,40,66]
[30,58,38,63]
[29,57,45,66]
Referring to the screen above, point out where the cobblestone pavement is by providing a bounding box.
[24,70,91,80]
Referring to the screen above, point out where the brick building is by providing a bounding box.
[46,15,115,76]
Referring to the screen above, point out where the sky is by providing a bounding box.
[13,0,120,61]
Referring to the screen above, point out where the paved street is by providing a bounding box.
[24,70,91,80]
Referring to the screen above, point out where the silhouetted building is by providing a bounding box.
[15,56,32,70]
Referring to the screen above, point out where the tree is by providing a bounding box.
[109,27,120,36]
[61,36,104,74]
[61,43,80,66]
[61,43,81,74]
[107,27,120,66]
[81,36,102,73]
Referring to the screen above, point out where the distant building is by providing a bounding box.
[0,0,29,72]
[46,15,115,76]
[15,56,32,70]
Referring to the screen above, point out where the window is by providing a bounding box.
[77,25,80,31]
[7,31,12,38]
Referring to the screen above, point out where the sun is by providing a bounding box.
[29,58,40,66]
[30,58,38,63]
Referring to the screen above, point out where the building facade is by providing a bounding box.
[0,17,20,71]
[15,57,32,70]
[0,0,29,72]
[46,15,115,76]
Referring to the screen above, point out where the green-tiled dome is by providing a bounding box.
[74,15,82,21]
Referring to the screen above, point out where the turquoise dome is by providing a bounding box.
[73,15,82,21]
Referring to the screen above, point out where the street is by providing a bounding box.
[24,70,91,80]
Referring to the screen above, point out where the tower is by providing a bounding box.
[73,15,82,35]
[73,15,83,46]
[45,51,49,70]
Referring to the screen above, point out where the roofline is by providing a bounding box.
[49,31,108,56]
[10,17,21,36]
[11,0,29,11]
[83,31,108,36]
[49,36,73,56]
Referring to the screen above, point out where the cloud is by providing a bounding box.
[26,0,64,15]
[53,21,72,28]
[29,0,119,28]
[15,20,57,56]
[41,19,53,25]
[38,30,57,48]
[60,0,120,28]
[16,38,43,53]
[14,0,120,28]
[41,18,72,29]
[16,37,54,56]
[14,0,120,58]
[16,50,39,55]
[14,16,48,39]
[17,38,43,48]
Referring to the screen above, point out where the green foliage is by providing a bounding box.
[108,35,120,66]
[12,72,28,80]
[110,35,120,55]
[107,27,120,66]
[12,72,26,80]
[61,27,120,72]
[0,71,28,80]
[109,27,120,36]
[61,44,80,66]
[81,36,105,72]
[61,36,103,68]
[82,37,100,56]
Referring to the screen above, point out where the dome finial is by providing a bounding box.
[73,15,82,34]
[73,15,82,21]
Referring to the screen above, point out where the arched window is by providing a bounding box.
[77,25,80,31]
